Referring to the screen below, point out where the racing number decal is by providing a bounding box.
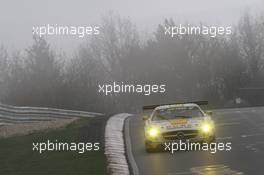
[171,119,188,126]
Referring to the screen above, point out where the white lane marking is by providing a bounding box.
[241,133,264,138]
[216,136,233,140]
[217,133,264,140]
[217,122,240,126]
[242,141,264,153]
[244,144,260,153]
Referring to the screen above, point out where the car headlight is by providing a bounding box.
[146,126,160,138]
[201,122,214,134]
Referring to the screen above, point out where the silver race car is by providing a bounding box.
[143,101,216,152]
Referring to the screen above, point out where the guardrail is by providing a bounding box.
[0,103,103,125]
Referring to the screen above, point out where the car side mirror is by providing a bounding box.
[142,115,149,121]
[205,111,213,116]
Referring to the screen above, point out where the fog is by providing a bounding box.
[0,0,263,53]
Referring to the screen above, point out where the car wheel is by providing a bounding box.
[201,135,216,144]
[204,135,216,148]
[145,142,157,152]
[145,147,156,152]
[209,135,216,143]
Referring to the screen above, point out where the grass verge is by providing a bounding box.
[0,118,107,175]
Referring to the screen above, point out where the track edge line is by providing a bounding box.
[125,116,140,175]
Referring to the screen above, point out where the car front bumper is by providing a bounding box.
[145,134,215,149]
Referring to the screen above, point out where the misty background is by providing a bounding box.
[0,1,264,113]
[1,0,264,52]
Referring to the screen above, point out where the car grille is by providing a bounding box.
[162,130,199,140]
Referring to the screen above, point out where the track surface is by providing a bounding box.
[126,107,264,175]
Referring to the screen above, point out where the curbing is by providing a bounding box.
[105,113,132,175]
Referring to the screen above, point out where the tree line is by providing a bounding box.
[0,12,264,113]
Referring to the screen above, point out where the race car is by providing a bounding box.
[143,101,216,152]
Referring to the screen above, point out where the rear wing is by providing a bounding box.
[142,101,208,110]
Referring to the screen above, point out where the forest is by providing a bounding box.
[0,12,264,113]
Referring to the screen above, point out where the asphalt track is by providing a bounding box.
[125,107,264,175]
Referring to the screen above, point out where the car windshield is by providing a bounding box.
[152,106,203,121]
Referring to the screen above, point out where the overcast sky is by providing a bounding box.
[0,0,263,53]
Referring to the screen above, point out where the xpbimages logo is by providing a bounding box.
[164,24,232,38]
[32,140,100,154]
[98,82,166,96]
[32,24,100,38]
[164,140,232,154]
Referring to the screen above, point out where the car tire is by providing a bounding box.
[205,135,216,148]
[145,142,157,153]
[145,147,156,153]
[201,135,216,145]
[209,135,216,143]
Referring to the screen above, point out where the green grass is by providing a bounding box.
[0,119,107,175]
